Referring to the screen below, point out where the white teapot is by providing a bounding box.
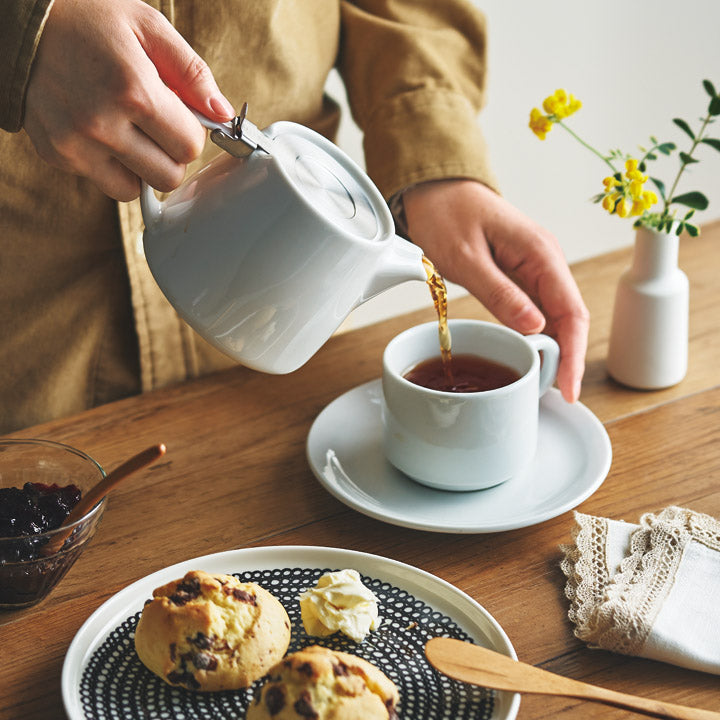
[140,105,426,374]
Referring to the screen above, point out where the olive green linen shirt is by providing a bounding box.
[0,0,495,433]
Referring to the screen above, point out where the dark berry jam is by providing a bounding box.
[0,481,83,608]
[0,482,81,560]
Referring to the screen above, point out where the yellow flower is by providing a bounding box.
[641,190,658,210]
[603,176,620,191]
[630,190,658,216]
[529,107,553,140]
[600,159,658,218]
[626,169,646,181]
[530,89,582,140]
[542,90,563,115]
[542,89,582,119]
[602,195,617,212]
[598,156,656,217]
[620,157,649,200]
[629,180,645,199]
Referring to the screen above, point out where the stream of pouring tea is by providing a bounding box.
[422,256,454,385]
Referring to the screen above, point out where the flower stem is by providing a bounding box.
[557,120,618,173]
[664,113,711,213]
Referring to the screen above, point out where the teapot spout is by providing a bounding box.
[362,234,426,301]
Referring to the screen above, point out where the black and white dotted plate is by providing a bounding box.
[62,546,519,720]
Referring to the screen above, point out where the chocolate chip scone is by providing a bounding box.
[134,570,291,691]
[248,645,399,719]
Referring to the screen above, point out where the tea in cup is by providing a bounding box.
[381,319,559,491]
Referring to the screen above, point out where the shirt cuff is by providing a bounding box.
[362,86,499,202]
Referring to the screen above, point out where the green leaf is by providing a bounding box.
[684,209,696,220]
[672,191,709,210]
[658,142,676,154]
[676,222,685,236]
[686,223,700,237]
[679,151,699,165]
[650,135,658,144]
[591,193,605,204]
[646,153,657,161]
[673,117,695,139]
[710,97,720,116]
[650,177,666,200]
[703,79,717,97]
[701,137,720,152]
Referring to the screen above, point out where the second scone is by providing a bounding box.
[248,645,399,719]
[134,569,291,691]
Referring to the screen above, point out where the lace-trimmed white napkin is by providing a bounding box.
[560,506,720,674]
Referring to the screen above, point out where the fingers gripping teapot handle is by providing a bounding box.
[140,103,271,229]
[140,108,234,229]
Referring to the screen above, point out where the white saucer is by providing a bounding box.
[306,380,611,533]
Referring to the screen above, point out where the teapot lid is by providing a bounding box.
[208,105,391,243]
[266,123,388,243]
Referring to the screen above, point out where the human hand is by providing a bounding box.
[402,179,589,403]
[23,0,234,201]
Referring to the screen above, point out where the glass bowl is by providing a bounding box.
[0,438,106,609]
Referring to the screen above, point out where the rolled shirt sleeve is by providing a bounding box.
[0,0,55,132]
[338,0,498,201]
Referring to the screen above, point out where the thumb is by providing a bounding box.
[138,16,235,122]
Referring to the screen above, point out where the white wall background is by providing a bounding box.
[331,0,720,329]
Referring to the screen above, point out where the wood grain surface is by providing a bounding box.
[1,221,718,719]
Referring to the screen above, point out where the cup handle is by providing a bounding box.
[525,334,559,397]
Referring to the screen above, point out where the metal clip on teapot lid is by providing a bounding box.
[206,102,274,158]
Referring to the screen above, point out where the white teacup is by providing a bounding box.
[382,319,560,491]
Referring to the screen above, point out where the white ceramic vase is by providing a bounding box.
[606,225,689,389]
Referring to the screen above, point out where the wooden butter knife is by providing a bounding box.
[425,637,720,720]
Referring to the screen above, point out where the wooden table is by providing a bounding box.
[2,221,719,719]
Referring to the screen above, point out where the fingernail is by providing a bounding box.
[573,379,582,402]
[514,304,545,333]
[210,95,235,119]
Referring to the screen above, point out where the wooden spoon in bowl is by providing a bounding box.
[425,637,720,720]
[42,443,166,556]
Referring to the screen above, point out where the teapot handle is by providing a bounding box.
[140,109,235,229]
[139,181,163,229]
[141,104,270,229]
[188,107,235,134]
